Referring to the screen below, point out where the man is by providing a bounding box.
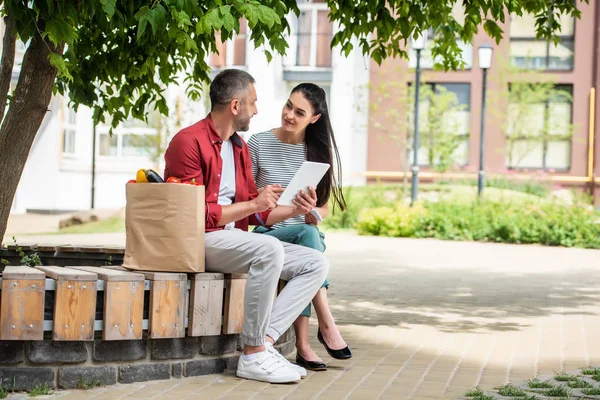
[164,69,329,384]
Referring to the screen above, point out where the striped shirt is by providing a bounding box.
[248,130,306,228]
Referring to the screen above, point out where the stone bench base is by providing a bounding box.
[0,331,295,391]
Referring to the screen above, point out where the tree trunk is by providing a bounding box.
[0,16,16,122]
[0,32,63,245]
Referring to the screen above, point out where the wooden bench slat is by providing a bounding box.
[103,247,125,254]
[104,280,144,341]
[190,272,224,281]
[189,273,224,336]
[225,273,248,280]
[2,266,45,280]
[57,245,80,253]
[149,279,186,339]
[52,279,97,341]
[136,271,188,281]
[37,244,62,252]
[35,266,98,281]
[6,243,38,251]
[77,246,107,253]
[71,267,144,282]
[223,275,246,335]
[0,273,45,340]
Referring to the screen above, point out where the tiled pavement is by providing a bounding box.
[6,231,600,399]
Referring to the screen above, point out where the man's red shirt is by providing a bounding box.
[164,114,271,232]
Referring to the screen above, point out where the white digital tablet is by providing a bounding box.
[277,161,330,206]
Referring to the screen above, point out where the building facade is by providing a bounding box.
[8,1,369,214]
[367,1,600,205]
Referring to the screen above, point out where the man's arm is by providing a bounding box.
[219,185,283,226]
[218,201,262,227]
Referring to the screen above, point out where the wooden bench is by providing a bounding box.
[0,261,278,342]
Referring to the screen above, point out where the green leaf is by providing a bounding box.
[257,5,278,28]
[222,12,235,32]
[44,19,76,46]
[243,5,259,28]
[48,53,73,81]
[135,7,150,39]
[100,0,117,19]
[264,49,273,62]
[147,4,168,36]
[483,20,504,43]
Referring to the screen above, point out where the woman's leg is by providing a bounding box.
[312,286,347,350]
[254,224,346,361]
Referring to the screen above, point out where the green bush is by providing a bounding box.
[356,200,600,249]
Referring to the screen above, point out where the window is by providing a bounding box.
[509,13,574,70]
[407,83,471,167]
[505,84,573,170]
[284,2,333,68]
[210,19,247,68]
[98,127,159,158]
[62,102,77,154]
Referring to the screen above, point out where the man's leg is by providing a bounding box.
[205,229,305,383]
[265,243,329,342]
[205,230,284,350]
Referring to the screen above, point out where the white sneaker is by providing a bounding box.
[237,350,301,383]
[265,342,307,379]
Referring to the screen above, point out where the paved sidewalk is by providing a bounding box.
[5,232,600,399]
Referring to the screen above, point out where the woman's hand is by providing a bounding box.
[305,212,319,226]
[292,186,317,215]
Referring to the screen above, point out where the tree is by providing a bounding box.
[0,0,586,243]
[488,58,577,169]
[370,79,468,196]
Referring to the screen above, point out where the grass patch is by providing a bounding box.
[57,216,125,234]
[537,385,571,397]
[75,377,103,390]
[465,387,484,396]
[592,374,600,382]
[0,386,7,399]
[567,378,592,388]
[527,378,554,389]
[553,372,580,382]
[582,386,600,395]
[581,367,600,375]
[29,383,53,397]
[496,384,527,396]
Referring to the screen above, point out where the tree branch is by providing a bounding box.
[0,16,16,126]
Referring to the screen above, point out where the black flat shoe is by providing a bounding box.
[317,329,353,360]
[295,354,327,371]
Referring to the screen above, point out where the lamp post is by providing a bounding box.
[91,123,96,209]
[410,31,427,205]
[477,43,493,197]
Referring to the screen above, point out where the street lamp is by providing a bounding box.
[410,31,427,205]
[477,43,493,197]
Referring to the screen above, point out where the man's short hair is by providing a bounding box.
[209,69,255,110]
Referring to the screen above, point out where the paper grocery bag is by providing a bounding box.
[123,183,205,273]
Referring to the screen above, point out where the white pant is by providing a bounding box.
[205,229,329,346]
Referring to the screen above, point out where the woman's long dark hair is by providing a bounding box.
[292,83,346,211]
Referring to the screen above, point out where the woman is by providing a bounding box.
[248,83,351,371]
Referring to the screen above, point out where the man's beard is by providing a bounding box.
[233,104,251,132]
[234,116,251,132]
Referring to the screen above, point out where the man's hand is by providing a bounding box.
[292,186,317,215]
[252,184,284,212]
